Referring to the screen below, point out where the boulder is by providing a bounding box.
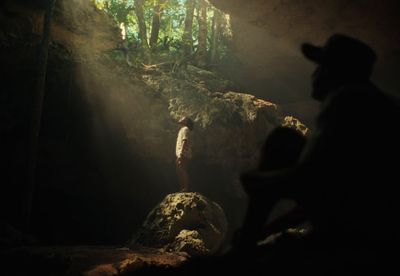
[130,192,228,256]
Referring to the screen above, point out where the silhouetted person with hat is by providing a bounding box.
[238,34,400,254]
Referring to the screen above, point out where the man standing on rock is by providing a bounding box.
[176,117,194,192]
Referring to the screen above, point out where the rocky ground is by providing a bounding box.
[1,245,187,276]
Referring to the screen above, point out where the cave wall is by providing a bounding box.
[0,0,170,244]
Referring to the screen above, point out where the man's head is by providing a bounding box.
[302,34,377,101]
[178,117,194,130]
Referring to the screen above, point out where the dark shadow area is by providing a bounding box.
[1,45,177,245]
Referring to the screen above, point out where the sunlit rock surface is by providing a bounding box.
[168,230,209,256]
[130,192,228,256]
[141,67,288,171]
[282,116,309,136]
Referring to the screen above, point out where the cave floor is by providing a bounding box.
[1,245,188,275]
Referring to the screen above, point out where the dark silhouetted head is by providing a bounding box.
[178,117,194,131]
[302,34,377,101]
[259,127,306,171]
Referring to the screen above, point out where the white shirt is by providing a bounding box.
[176,126,192,158]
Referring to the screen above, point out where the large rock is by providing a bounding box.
[130,193,228,256]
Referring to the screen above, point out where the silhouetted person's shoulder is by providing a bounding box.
[317,81,397,127]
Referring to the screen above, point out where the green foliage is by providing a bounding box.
[94,0,233,66]
[95,0,134,23]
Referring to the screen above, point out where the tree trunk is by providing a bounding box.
[210,9,221,65]
[182,0,196,58]
[196,0,208,68]
[26,0,56,232]
[120,22,133,66]
[134,0,149,49]
[150,0,166,48]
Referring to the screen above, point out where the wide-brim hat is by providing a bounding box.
[301,34,377,77]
